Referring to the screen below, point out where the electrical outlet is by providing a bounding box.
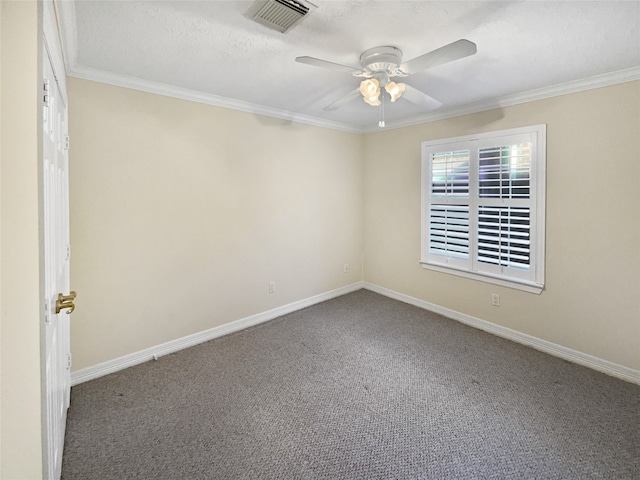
[269,281,276,293]
[343,264,349,274]
[491,293,500,306]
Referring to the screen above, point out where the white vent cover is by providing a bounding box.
[246,0,316,33]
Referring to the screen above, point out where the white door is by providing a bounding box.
[42,21,73,480]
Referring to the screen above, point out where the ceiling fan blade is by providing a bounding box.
[323,89,360,111]
[400,39,477,75]
[401,84,442,111]
[295,56,362,74]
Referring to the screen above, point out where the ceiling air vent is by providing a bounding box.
[246,0,316,33]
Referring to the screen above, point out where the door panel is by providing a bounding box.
[42,27,72,480]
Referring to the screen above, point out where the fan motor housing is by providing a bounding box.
[360,46,403,74]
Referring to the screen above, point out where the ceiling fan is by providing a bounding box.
[295,39,477,121]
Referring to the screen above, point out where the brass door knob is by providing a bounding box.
[55,291,76,314]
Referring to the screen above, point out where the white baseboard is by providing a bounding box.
[71,281,366,385]
[72,280,639,386]
[364,282,640,385]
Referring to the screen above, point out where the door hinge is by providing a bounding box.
[66,244,71,260]
[67,353,72,370]
[43,79,50,107]
[64,135,70,151]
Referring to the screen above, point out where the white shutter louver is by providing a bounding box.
[430,150,470,197]
[479,143,531,199]
[429,205,470,259]
[477,206,530,270]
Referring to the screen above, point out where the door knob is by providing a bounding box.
[55,291,76,314]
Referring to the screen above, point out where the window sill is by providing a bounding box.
[420,261,544,294]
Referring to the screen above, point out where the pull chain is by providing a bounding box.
[378,89,385,128]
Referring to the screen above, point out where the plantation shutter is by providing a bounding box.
[429,205,470,259]
[477,206,530,269]
[421,125,545,293]
[427,150,471,268]
[476,143,532,273]
[430,150,469,197]
[478,144,531,199]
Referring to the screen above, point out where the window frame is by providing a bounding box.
[421,125,546,294]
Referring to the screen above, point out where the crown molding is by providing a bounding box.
[68,65,362,134]
[69,64,639,136]
[366,66,640,134]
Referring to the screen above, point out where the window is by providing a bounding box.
[421,125,546,293]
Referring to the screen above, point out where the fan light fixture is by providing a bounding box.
[385,82,406,102]
[296,40,478,127]
[359,78,381,106]
[359,78,406,106]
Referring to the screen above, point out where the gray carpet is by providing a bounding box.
[62,290,639,479]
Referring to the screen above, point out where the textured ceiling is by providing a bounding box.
[60,0,640,132]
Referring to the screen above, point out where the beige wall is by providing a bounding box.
[0,0,44,478]
[68,78,364,370]
[69,78,639,374]
[364,81,640,370]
